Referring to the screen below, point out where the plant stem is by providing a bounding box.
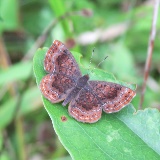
[15,117,26,160]
[139,0,160,109]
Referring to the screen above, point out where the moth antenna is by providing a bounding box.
[97,55,108,68]
[91,55,108,73]
[88,48,95,71]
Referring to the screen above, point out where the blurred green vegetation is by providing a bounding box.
[0,0,160,160]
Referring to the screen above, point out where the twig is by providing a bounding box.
[139,0,160,109]
[22,10,92,61]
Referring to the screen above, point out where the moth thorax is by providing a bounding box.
[76,74,89,88]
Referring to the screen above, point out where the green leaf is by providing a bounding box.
[0,61,32,86]
[0,151,10,160]
[0,87,41,129]
[48,0,72,37]
[33,47,160,159]
[102,42,136,82]
[0,131,2,151]
[0,97,17,129]
[0,0,19,33]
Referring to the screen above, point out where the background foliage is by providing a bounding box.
[0,0,160,160]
